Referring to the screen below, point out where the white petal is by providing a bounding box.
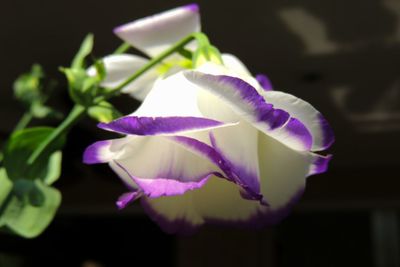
[87,54,158,101]
[261,90,335,151]
[114,4,200,57]
[133,71,204,117]
[257,132,310,212]
[221,53,252,77]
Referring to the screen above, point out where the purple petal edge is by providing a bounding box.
[98,116,225,136]
[184,71,313,150]
[309,154,332,176]
[117,191,142,209]
[206,188,305,229]
[83,140,112,164]
[209,132,263,202]
[172,135,264,203]
[141,198,201,235]
[184,3,199,12]
[256,74,273,91]
[318,114,335,150]
[113,160,214,198]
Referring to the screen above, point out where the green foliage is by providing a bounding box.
[88,101,122,123]
[0,169,13,208]
[61,34,108,107]
[0,127,64,238]
[0,180,61,238]
[13,65,61,120]
[71,33,94,69]
[3,127,65,182]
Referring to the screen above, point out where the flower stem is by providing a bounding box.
[13,112,33,132]
[113,42,131,54]
[96,33,198,102]
[27,105,86,164]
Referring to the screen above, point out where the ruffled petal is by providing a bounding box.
[261,90,335,150]
[114,4,200,57]
[87,54,158,101]
[111,136,220,198]
[184,71,312,151]
[255,74,273,91]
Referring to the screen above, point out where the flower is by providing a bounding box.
[83,4,334,234]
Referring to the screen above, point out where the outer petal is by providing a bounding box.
[111,136,220,197]
[261,90,335,150]
[87,54,158,101]
[192,132,322,227]
[221,54,252,77]
[98,116,232,136]
[114,4,200,57]
[184,71,313,151]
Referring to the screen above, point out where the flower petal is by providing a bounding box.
[87,54,158,101]
[255,74,273,91]
[256,132,312,224]
[116,191,142,209]
[261,91,335,150]
[209,126,262,201]
[98,116,232,136]
[184,71,312,151]
[111,136,220,198]
[221,54,252,77]
[141,194,204,234]
[114,4,200,57]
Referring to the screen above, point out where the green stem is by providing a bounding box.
[13,112,33,132]
[28,105,86,164]
[113,42,131,55]
[96,33,197,102]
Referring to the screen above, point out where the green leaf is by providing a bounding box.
[3,127,65,182]
[0,169,13,209]
[0,180,61,238]
[43,151,62,185]
[71,33,94,69]
[88,101,122,123]
[61,67,101,106]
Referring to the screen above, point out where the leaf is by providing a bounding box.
[3,127,65,182]
[0,169,13,209]
[43,151,62,185]
[71,33,94,69]
[88,101,122,123]
[61,67,100,106]
[0,180,61,238]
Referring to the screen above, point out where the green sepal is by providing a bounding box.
[71,33,94,69]
[0,180,61,238]
[88,101,122,123]
[3,127,65,182]
[193,45,223,67]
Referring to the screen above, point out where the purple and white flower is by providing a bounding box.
[83,4,334,234]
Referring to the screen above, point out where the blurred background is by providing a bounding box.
[0,0,399,266]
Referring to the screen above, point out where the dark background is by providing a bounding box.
[0,0,399,266]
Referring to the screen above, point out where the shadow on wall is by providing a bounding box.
[276,0,400,133]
